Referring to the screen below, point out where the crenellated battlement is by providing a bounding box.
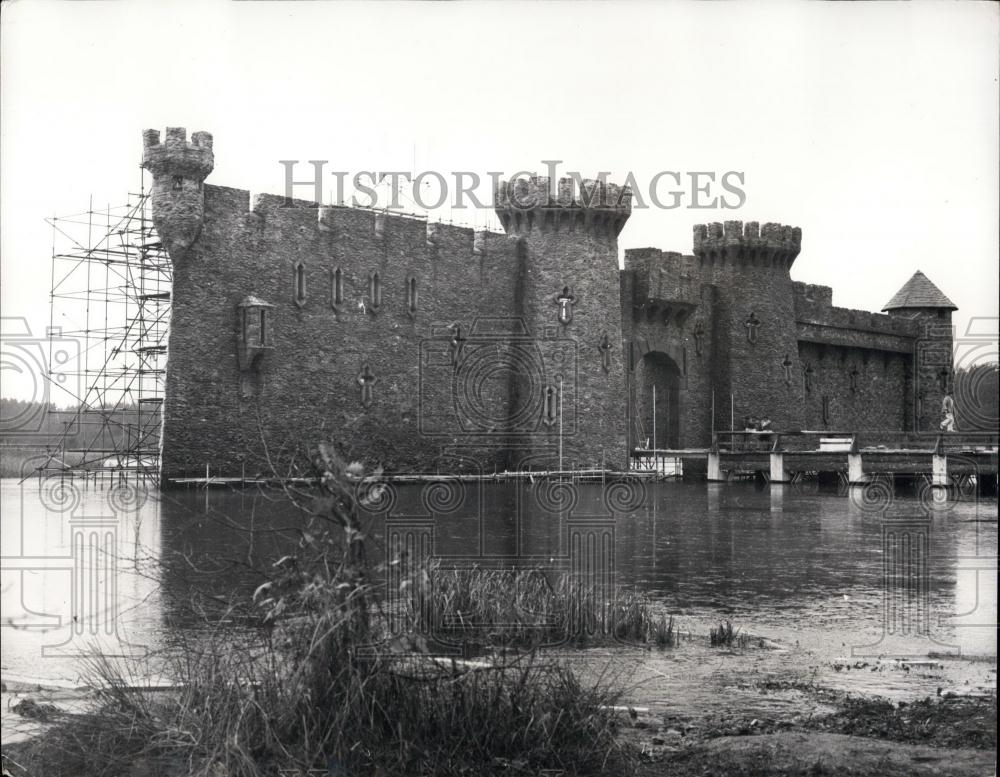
[247,192,507,255]
[141,127,215,260]
[625,248,700,305]
[494,176,631,238]
[793,282,833,307]
[797,303,922,338]
[692,220,801,268]
[143,123,958,479]
[142,127,214,181]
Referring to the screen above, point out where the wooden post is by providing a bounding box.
[848,453,868,485]
[653,384,656,454]
[769,452,790,483]
[652,384,657,474]
[932,453,948,488]
[707,451,723,482]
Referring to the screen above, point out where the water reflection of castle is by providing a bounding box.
[141,127,955,481]
[149,483,993,656]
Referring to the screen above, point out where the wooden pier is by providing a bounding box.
[22,433,997,495]
[635,431,998,494]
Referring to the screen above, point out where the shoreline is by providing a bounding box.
[4,629,996,772]
[4,664,995,776]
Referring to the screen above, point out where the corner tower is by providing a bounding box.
[693,221,805,432]
[883,270,957,430]
[141,127,214,259]
[494,176,631,469]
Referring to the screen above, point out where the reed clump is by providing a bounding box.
[709,619,761,649]
[12,446,637,777]
[400,564,683,650]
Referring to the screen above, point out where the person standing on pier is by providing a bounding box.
[940,392,957,432]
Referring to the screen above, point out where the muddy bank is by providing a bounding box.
[4,677,995,776]
[650,731,994,777]
[3,626,996,775]
[621,692,996,777]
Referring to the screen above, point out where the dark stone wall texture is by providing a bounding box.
[146,131,955,482]
[160,185,630,481]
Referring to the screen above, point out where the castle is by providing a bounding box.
[142,128,957,483]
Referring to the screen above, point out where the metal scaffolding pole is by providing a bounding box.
[36,169,170,486]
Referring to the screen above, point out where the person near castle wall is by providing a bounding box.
[940,393,957,432]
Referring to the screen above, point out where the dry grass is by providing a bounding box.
[400,564,683,651]
[709,620,759,648]
[6,447,639,777]
[14,641,631,777]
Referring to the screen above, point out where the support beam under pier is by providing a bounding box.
[848,453,868,485]
[707,451,724,482]
[932,454,948,489]
[769,452,791,484]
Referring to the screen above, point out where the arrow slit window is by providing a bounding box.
[294,262,307,307]
[406,276,418,316]
[331,267,344,312]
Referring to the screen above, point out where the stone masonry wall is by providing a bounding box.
[622,248,716,448]
[490,176,631,471]
[161,185,533,481]
[151,130,949,482]
[797,342,910,431]
[896,308,955,431]
[693,222,807,433]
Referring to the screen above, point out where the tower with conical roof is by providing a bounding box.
[883,270,957,431]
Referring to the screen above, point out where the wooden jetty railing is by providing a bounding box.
[700,430,999,489]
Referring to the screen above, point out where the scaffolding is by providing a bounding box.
[37,172,170,485]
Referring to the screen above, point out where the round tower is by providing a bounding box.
[494,176,631,469]
[692,220,806,433]
[141,127,214,259]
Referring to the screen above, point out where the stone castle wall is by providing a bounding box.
[152,130,632,481]
[620,227,944,444]
[621,248,715,449]
[162,185,545,480]
[147,128,954,481]
[792,282,918,431]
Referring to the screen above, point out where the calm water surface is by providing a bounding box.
[2,476,996,706]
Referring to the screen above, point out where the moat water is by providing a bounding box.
[1,477,996,715]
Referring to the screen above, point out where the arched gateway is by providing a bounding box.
[629,338,686,449]
[634,348,684,450]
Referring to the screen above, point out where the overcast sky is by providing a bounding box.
[2,1,998,402]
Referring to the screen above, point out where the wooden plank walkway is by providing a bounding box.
[646,431,999,490]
